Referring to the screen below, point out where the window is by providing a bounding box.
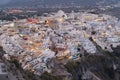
[105,47,107,49]
[6,75,8,78]
[2,69,7,72]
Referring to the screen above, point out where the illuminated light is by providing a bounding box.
[63,50,70,56]
[57,18,64,22]
[9,23,15,27]
[95,18,104,22]
[108,25,112,29]
[35,47,39,50]
[68,56,72,59]
[104,32,109,36]
[30,49,35,51]
[29,41,33,44]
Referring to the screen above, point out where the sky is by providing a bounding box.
[0,0,11,5]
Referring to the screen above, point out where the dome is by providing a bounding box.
[55,10,67,19]
[57,10,65,16]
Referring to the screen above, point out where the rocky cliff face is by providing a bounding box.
[40,47,120,80]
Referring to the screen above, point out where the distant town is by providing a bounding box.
[0,10,120,80]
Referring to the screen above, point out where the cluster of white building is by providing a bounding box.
[0,10,120,75]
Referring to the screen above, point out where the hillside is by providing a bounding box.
[1,0,120,8]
